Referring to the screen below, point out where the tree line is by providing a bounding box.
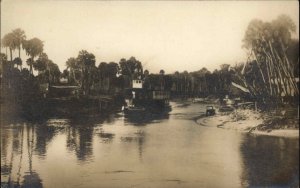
[1,29,61,107]
[60,15,299,107]
[60,52,235,99]
[1,14,299,109]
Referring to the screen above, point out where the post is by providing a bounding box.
[255,101,257,112]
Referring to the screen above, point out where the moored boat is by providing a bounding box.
[123,79,170,114]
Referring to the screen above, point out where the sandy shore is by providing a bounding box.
[196,110,299,138]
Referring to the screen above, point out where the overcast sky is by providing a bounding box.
[1,0,299,74]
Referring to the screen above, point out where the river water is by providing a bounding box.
[1,102,299,188]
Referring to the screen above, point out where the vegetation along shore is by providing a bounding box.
[1,14,299,126]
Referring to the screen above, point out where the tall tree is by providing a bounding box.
[159,69,165,75]
[26,58,34,74]
[174,71,180,94]
[66,57,78,83]
[98,62,108,92]
[33,53,48,74]
[119,57,143,79]
[62,69,69,79]
[1,32,18,62]
[48,60,61,83]
[76,50,96,94]
[242,14,298,103]
[12,28,26,59]
[119,57,143,89]
[23,38,44,74]
[0,53,7,76]
[159,69,165,90]
[183,71,189,96]
[106,62,119,92]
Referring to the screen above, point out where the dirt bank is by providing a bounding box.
[196,109,299,138]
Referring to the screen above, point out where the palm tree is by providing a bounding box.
[1,32,18,62]
[12,28,26,59]
[26,58,34,74]
[34,53,48,74]
[34,53,50,83]
[23,38,44,74]
[48,60,61,83]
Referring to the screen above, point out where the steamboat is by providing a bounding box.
[124,79,170,114]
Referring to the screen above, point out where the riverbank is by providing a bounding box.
[196,109,299,138]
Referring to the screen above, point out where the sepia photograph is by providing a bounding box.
[0,0,299,187]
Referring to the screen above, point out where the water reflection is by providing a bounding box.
[124,107,171,125]
[120,130,146,160]
[1,102,299,188]
[1,124,44,188]
[240,135,299,187]
[21,172,43,188]
[34,125,56,158]
[1,128,10,167]
[97,130,115,143]
[66,126,94,162]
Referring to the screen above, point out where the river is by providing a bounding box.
[1,102,299,188]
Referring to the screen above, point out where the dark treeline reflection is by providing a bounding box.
[0,119,98,187]
[1,124,44,188]
[1,103,299,188]
[120,130,146,161]
[240,135,299,187]
[1,110,169,187]
[66,126,94,162]
[34,125,56,158]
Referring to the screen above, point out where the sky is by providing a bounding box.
[1,0,299,74]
